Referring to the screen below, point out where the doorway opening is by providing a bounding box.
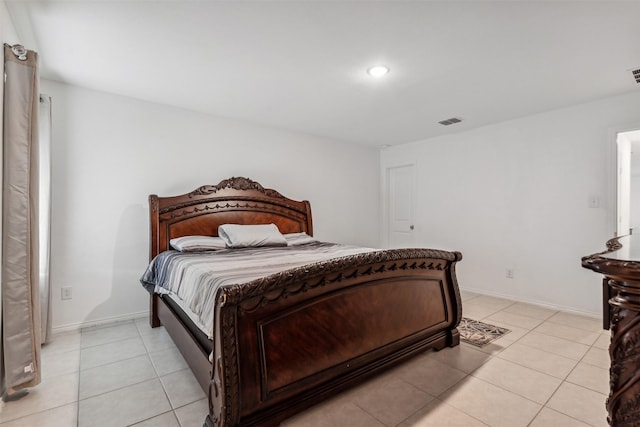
[617,129,640,236]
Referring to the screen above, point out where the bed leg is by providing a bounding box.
[150,294,160,328]
[448,328,460,347]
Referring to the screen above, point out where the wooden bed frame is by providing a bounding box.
[147,177,463,427]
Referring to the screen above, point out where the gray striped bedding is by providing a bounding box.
[140,234,374,338]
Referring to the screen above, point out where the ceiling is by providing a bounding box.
[6,1,640,146]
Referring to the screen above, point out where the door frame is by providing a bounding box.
[610,122,640,237]
[615,126,640,236]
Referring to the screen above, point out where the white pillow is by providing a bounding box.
[170,236,227,252]
[284,232,317,246]
[218,223,287,248]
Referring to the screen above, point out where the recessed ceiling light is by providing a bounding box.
[367,65,390,77]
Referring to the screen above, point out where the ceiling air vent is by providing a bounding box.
[438,117,462,126]
[633,68,640,84]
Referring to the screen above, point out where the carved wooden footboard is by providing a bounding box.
[207,248,462,427]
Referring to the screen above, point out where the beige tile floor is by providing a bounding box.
[0,291,610,426]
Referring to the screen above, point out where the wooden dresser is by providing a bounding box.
[583,232,640,426]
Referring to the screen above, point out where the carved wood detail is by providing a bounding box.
[189,177,287,199]
[607,236,624,252]
[583,235,640,426]
[582,257,640,282]
[149,195,159,212]
[219,307,239,426]
[220,248,462,312]
[608,290,640,426]
[450,262,463,324]
[160,201,306,221]
[149,177,313,260]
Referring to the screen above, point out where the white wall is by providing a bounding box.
[0,1,19,48]
[381,91,640,316]
[41,79,380,330]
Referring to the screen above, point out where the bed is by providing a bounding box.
[142,177,463,427]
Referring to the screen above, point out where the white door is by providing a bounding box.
[387,164,415,248]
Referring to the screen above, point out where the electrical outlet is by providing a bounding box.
[61,287,73,300]
[506,269,514,279]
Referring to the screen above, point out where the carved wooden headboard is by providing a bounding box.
[148,177,313,260]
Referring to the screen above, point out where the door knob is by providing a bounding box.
[409,225,414,230]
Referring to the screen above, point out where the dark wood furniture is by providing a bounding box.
[582,232,640,426]
[147,177,463,427]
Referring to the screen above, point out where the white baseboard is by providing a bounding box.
[459,286,601,319]
[52,311,149,334]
